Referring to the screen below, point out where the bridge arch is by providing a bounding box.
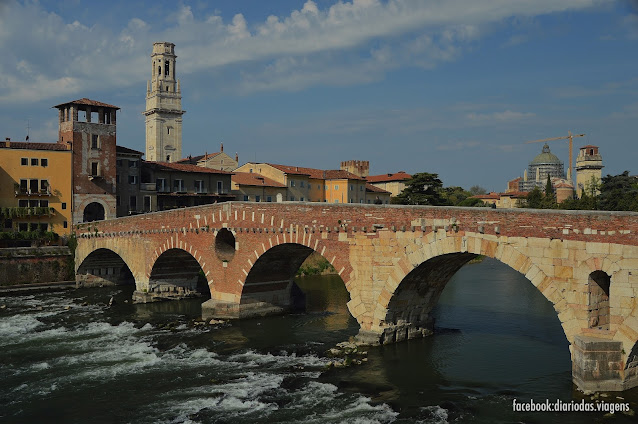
[146,248,208,297]
[76,247,135,287]
[370,234,572,345]
[234,236,355,320]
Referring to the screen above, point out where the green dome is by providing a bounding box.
[530,144,562,165]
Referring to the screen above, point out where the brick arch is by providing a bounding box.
[75,246,136,287]
[148,237,211,284]
[76,243,137,279]
[371,233,572,342]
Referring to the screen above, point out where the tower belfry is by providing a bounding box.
[143,42,185,162]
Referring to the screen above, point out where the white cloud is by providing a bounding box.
[466,110,536,123]
[0,0,611,103]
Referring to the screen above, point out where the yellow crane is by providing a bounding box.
[525,131,585,181]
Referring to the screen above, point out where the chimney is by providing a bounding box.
[235,153,238,162]
[220,143,224,153]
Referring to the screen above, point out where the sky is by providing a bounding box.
[0,0,637,192]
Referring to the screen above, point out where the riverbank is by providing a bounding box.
[0,246,74,292]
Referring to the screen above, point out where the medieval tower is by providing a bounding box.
[576,145,603,198]
[143,42,185,163]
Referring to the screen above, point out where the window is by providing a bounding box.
[334,199,339,203]
[256,195,261,202]
[29,199,38,207]
[129,160,138,168]
[129,196,137,211]
[4,219,12,229]
[18,223,28,232]
[62,202,67,210]
[166,155,171,161]
[290,196,295,201]
[91,134,99,149]
[156,178,166,192]
[334,185,339,190]
[217,181,223,193]
[194,180,204,193]
[350,185,354,191]
[63,221,68,229]
[360,185,363,191]
[41,158,48,167]
[144,196,152,212]
[167,127,171,135]
[300,181,305,188]
[31,158,38,166]
[290,180,295,187]
[38,223,48,232]
[40,200,48,207]
[300,197,304,201]
[128,175,137,184]
[165,60,170,76]
[267,196,272,202]
[173,179,185,192]
[30,179,38,193]
[21,158,28,166]
[40,180,48,193]
[18,199,28,207]
[20,179,27,193]
[91,162,99,177]
[243,195,249,201]
[318,185,321,189]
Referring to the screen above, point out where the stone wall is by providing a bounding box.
[0,246,73,285]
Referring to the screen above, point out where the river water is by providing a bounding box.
[1,258,637,423]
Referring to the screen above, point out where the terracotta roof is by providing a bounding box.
[554,182,574,189]
[145,161,233,175]
[53,98,119,109]
[116,145,144,156]
[473,193,500,200]
[176,152,222,164]
[232,172,286,188]
[365,183,391,194]
[0,141,70,151]
[367,171,411,183]
[265,163,366,180]
[580,145,598,149]
[500,191,529,197]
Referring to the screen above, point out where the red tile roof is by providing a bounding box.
[176,152,222,164]
[580,145,598,149]
[365,183,391,194]
[145,161,233,175]
[53,98,119,109]
[367,171,411,183]
[265,163,366,180]
[232,172,286,188]
[0,141,70,151]
[116,145,144,156]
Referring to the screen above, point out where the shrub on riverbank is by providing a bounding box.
[296,252,336,276]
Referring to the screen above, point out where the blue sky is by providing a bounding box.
[1,0,636,191]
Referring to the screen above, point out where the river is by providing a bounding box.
[1,258,637,423]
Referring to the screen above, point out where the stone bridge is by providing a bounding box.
[74,202,638,392]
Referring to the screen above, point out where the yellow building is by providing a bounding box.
[366,171,411,197]
[0,140,73,234]
[234,163,367,203]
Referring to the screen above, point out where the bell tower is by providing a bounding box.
[143,42,185,162]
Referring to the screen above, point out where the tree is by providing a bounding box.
[441,186,471,206]
[394,172,446,205]
[598,171,638,212]
[469,185,487,196]
[541,174,557,209]
[457,197,487,207]
[525,186,543,209]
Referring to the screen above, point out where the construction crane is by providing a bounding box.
[525,131,585,181]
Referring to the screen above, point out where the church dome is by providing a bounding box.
[530,144,562,165]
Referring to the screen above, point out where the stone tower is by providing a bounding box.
[576,145,603,198]
[143,42,185,163]
[54,98,118,223]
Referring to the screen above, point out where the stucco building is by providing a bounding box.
[231,172,287,202]
[177,143,238,172]
[366,171,411,197]
[575,145,603,198]
[0,139,73,234]
[116,146,145,216]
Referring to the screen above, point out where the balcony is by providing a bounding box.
[140,182,156,191]
[14,186,51,197]
[1,207,55,218]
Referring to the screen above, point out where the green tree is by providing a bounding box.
[394,172,446,205]
[469,185,487,196]
[441,186,471,206]
[457,197,487,207]
[598,171,638,212]
[525,186,543,209]
[541,175,557,209]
